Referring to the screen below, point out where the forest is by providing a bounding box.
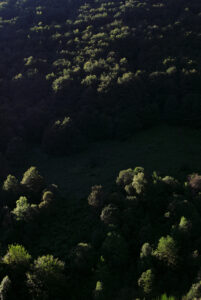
[0,0,201,298]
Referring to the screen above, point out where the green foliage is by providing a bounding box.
[11,196,37,221]
[2,175,19,194]
[185,280,201,299]
[162,176,178,187]
[42,191,54,203]
[1,0,201,296]
[116,168,134,189]
[88,185,105,209]
[140,243,153,258]
[138,269,154,295]
[132,172,147,195]
[93,281,104,299]
[52,74,73,93]
[21,167,44,194]
[26,255,66,300]
[3,245,31,269]
[0,276,11,300]
[117,72,134,85]
[100,204,119,225]
[153,236,178,267]
[178,216,191,232]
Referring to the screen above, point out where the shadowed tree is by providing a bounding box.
[26,255,66,300]
[116,168,134,189]
[11,196,38,221]
[138,269,155,296]
[100,204,120,225]
[0,276,12,300]
[88,185,105,210]
[153,235,178,267]
[21,166,45,195]
[69,242,96,274]
[2,175,21,208]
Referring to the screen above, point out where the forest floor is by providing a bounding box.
[16,124,201,199]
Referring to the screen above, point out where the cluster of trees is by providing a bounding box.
[1,165,201,298]
[0,166,58,225]
[1,0,201,296]
[0,0,201,158]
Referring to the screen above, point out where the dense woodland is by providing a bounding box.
[1,0,201,298]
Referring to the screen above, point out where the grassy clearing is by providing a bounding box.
[15,125,201,199]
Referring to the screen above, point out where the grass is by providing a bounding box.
[14,124,201,199]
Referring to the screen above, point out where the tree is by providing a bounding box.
[11,196,37,221]
[88,185,105,209]
[2,175,20,207]
[100,204,120,225]
[138,269,154,295]
[69,243,95,273]
[0,276,11,300]
[186,280,201,300]
[101,232,128,268]
[153,235,178,267]
[140,243,153,258]
[42,116,81,155]
[162,176,179,192]
[132,172,147,195]
[21,167,45,194]
[2,175,19,194]
[178,216,191,233]
[93,281,104,300]
[116,169,134,189]
[3,244,31,270]
[39,190,54,209]
[139,243,154,272]
[188,174,201,193]
[26,255,66,300]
